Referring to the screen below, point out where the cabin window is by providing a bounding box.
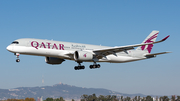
[11,41,19,44]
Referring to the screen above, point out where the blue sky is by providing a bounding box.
[0,0,180,96]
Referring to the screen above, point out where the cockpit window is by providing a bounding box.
[11,41,19,44]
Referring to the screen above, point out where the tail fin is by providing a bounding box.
[136,30,159,53]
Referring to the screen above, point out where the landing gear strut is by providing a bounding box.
[74,62,85,70]
[15,53,20,62]
[89,62,100,69]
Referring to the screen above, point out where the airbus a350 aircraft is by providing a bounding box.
[7,31,170,70]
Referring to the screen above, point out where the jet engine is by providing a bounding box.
[45,57,65,65]
[74,51,93,61]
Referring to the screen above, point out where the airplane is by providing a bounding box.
[6,30,170,70]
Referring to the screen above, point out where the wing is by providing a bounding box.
[93,35,170,58]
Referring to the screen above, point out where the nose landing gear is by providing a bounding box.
[15,53,20,62]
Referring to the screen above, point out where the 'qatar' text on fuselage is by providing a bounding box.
[31,41,64,50]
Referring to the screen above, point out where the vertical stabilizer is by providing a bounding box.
[136,30,159,53]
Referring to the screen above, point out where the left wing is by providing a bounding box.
[93,35,170,57]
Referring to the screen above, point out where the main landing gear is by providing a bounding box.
[89,63,100,69]
[74,61,101,70]
[15,53,20,62]
[74,62,85,70]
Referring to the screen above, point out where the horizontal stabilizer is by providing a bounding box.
[145,52,171,57]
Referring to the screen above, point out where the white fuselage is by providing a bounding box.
[7,38,146,63]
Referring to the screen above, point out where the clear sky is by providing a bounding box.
[0,0,180,96]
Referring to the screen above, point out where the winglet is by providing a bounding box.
[153,35,170,44]
[161,35,170,41]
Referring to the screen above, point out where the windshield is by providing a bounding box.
[11,41,19,44]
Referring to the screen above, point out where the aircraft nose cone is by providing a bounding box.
[6,45,13,51]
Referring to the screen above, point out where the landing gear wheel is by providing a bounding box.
[97,64,100,68]
[74,66,85,70]
[74,61,85,70]
[74,66,78,70]
[89,64,101,69]
[16,59,20,62]
[90,65,93,69]
[81,66,85,69]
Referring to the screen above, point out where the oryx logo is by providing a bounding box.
[141,33,158,53]
[83,53,87,57]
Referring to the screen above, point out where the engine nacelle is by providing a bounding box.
[45,57,65,65]
[74,51,93,61]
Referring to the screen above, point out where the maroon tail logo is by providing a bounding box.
[141,33,158,53]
